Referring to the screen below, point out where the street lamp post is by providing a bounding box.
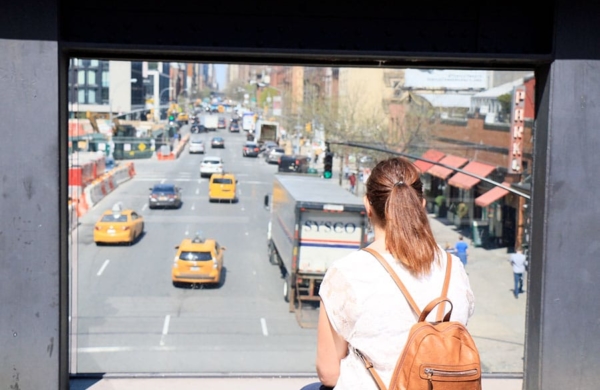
[157,87,174,121]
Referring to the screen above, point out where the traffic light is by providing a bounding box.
[323,152,334,179]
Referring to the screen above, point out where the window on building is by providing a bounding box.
[102,71,109,88]
[77,70,85,85]
[90,59,99,67]
[77,90,85,104]
[88,71,96,86]
[101,87,109,104]
[88,89,96,104]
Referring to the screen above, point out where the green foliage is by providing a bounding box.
[497,93,513,115]
[435,195,446,207]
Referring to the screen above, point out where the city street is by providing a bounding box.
[71,118,318,373]
[70,116,526,375]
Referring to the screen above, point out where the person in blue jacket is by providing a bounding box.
[455,235,469,267]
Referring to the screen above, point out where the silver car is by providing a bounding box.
[199,156,224,178]
[266,147,286,164]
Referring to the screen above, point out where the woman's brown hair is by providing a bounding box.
[366,157,439,276]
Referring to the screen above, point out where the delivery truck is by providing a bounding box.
[242,112,255,132]
[254,120,279,146]
[202,114,219,131]
[265,174,368,327]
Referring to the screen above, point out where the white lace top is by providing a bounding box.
[319,246,475,390]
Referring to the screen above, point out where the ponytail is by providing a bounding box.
[366,157,439,276]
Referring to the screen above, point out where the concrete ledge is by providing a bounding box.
[70,376,522,390]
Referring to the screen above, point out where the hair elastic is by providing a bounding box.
[394,181,405,187]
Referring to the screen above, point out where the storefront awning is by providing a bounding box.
[475,182,511,207]
[447,161,497,190]
[427,155,469,180]
[413,149,445,173]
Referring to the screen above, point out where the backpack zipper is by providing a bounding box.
[425,367,478,388]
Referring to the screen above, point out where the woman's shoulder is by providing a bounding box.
[329,249,375,272]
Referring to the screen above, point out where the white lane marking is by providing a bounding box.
[185,225,189,235]
[195,188,199,195]
[97,260,110,276]
[142,204,148,211]
[260,318,269,336]
[191,203,195,211]
[243,181,270,185]
[241,207,245,211]
[160,315,171,346]
[160,178,166,184]
[245,232,249,236]
[78,346,177,353]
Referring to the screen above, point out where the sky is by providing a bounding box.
[215,64,227,91]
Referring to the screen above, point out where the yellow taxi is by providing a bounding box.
[171,234,225,287]
[176,112,189,125]
[93,204,144,245]
[208,173,238,203]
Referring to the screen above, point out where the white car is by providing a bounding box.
[188,137,205,154]
[266,147,286,164]
[199,156,224,178]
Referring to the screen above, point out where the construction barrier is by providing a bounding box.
[77,162,136,216]
[156,134,189,160]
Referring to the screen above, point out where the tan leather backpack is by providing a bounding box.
[357,248,481,390]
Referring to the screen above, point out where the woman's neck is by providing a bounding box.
[368,224,388,253]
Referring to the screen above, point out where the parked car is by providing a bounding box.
[217,117,226,129]
[243,141,260,157]
[278,155,311,173]
[265,147,286,164]
[211,137,225,148]
[199,156,224,178]
[148,183,183,209]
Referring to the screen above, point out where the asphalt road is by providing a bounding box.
[71,116,319,374]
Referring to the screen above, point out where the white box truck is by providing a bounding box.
[202,114,219,131]
[266,174,368,326]
[242,112,255,132]
[254,120,279,145]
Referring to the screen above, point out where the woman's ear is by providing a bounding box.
[363,195,372,217]
[422,198,427,209]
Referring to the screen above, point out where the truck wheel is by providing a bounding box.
[283,278,290,302]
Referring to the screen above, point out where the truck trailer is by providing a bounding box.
[266,174,368,326]
[254,120,279,146]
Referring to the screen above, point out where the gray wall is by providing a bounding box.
[2,1,600,390]
[0,39,67,389]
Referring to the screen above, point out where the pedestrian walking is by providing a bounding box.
[455,235,469,267]
[348,172,357,194]
[509,247,528,299]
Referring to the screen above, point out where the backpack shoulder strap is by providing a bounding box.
[436,252,453,322]
[361,247,421,317]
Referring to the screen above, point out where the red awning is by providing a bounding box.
[475,182,511,207]
[414,149,445,173]
[447,161,497,190]
[427,155,469,179]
